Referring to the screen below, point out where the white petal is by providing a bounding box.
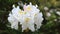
[8,13,18,30]
[34,13,43,30]
[29,2,32,5]
[12,5,15,8]
[11,22,18,30]
[36,4,38,7]
[28,25,35,32]
[22,25,27,32]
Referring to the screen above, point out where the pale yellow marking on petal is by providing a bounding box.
[23,12,27,14]
[27,6,31,11]
[34,14,37,16]
[25,18,30,23]
[19,10,23,14]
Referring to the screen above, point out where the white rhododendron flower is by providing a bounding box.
[8,2,43,32]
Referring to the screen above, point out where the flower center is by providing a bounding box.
[25,18,30,23]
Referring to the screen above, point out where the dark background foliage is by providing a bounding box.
[0,0,60,34]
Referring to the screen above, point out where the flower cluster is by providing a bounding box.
[8,2,43,32]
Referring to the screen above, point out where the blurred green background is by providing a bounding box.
[0,0,60,34]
